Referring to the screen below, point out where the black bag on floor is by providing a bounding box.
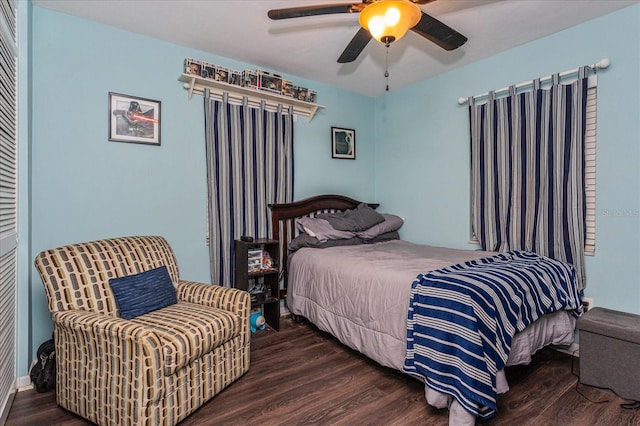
[30,338,56,392]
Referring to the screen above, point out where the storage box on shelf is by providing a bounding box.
[234,239,281,331]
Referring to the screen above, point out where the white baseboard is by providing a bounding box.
[16,376,32,392]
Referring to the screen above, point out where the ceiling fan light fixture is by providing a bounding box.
[359,0,421,44]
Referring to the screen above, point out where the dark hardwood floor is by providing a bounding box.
[7,318,640,425]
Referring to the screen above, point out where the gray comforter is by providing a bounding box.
[287,240,499,370]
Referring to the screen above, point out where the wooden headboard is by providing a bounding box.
[268,194,379,301]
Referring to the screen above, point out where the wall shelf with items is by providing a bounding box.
[178,74,324,122]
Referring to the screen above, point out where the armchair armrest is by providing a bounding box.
[176,281,250,316]
[52,310,165,420]
[176,281,251,342]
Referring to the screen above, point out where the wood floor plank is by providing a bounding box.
[534,382,640,426]
[6,318,640,425]
[486,352,578,425]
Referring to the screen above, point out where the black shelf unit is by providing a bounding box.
[233,239,280,331]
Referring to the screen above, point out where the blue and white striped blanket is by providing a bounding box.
[403,250,582,420]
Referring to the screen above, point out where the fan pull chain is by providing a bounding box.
[384,41,390,91]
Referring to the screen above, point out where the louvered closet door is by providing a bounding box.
[0,0,18,417]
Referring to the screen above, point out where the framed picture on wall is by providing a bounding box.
[108,92,161,145]
[331,127,355,160]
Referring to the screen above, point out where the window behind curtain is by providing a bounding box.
[584,84,597,255]
[470,79,597,256]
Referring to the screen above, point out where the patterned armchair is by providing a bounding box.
[34,236,250,426]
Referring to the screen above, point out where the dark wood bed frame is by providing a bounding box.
[269,194,583,425]
[268,194,378,301]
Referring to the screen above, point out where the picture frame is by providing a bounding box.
[108,92,161,145]
[331,127,356,160]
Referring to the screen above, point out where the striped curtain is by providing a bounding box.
[470,67,588,289]
[204,91,294,286]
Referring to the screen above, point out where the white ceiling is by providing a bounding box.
[33,0,638,97]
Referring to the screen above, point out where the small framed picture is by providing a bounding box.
[108,92,161,145]
[331,127,355,160]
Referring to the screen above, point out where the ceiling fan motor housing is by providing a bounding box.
[359,0,422,43]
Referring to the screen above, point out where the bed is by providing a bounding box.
[269,194,582,425]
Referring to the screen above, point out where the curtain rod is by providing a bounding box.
[457,58,610,105]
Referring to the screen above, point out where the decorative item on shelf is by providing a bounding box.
[248,281,271,307]
[282,79,294,97]
[228,69,243,86]
[261,250,274,270]
[250,310,266,333]
[183,58,317,104]
[201,62,216,79]
[258,70,283,94]
[294,85,308,101]
[242,69,258,89]
[331,126,356,160]
[247,248,263,273]
[184,57,203,76]
[307,90,318,103]
[249,280,266,292]
[248,281,267,301]
[214,66,229,82]
[247,249,276,274]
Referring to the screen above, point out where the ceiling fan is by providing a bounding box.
[267,0,468,64]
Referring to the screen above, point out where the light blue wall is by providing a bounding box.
[375,5,640,315]
[24,6,374,369]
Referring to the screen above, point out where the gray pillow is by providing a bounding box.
[317,203,385,232]
[289,233,362,252]
[296,216,355,242]
[363,230,400,243]
[357,214,404,239]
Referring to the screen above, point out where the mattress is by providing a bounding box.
[286,240,576,423]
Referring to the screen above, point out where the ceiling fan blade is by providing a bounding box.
[411,12,468,51]
[337,27,372,63]
[268,3,361,20]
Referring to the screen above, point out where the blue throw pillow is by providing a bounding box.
[109,265,177,320]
